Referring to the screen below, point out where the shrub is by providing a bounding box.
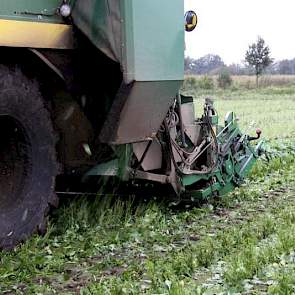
[217,70,233,89]
[182,76,198,90]
[198,75,214,90]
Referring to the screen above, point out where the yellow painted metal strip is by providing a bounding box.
[0,19,73,49]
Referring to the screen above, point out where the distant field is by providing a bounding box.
[184,74,295,89]
[184,75,295,140]
[215,98,295,140]
[232,74,295,88]
[193,96,295,141]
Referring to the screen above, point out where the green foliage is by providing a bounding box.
[217,69,233,89]
[268,271,295,294]
[198,75,214,90]
[245,36,273,87]
[182,75,214,91]
[214,99,295,140]
[182,76,198,90]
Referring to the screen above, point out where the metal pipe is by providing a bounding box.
[191,120,234,163]
[176,94,187,147]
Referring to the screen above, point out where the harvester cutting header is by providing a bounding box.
[0,1,262,249]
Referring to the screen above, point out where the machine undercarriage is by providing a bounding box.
[85,95,263,200]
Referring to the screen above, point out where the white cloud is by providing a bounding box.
[185,0,295,64]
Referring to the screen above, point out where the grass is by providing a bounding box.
[214,99,295,140]
[187,76,295,141]
[184,74,295,89]
[2,78,295,294]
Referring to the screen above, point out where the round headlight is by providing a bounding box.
[185,11,198,32]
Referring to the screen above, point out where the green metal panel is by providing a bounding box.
[72,0,184,83]
[72,0,122,62]
[72,0,185,143]
[0,0,185,81]
[122,0,184,82]
[99,80,182,143]
[0,0,63,23]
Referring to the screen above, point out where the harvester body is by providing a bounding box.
[0,1,262,248]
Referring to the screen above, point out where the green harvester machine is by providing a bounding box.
[0,0,262,249]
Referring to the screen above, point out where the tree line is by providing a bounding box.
[185,53,295,75]
[186,37,295,87]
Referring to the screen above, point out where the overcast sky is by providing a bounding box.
[184,0,295,65]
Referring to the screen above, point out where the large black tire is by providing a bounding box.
[0,66,58,249]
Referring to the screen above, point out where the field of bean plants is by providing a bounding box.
[1,76,295,295]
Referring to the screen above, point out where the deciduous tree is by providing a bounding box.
[245,37,273,87]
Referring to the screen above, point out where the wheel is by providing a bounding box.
[0,65,58,249]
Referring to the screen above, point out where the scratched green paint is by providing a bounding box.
[0,0,63,23]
